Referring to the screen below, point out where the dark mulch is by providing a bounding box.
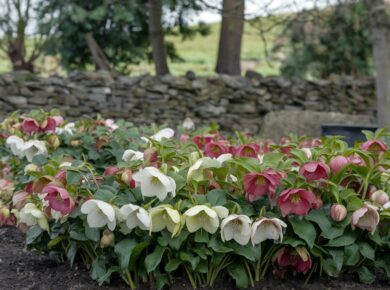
[1,227,389,290]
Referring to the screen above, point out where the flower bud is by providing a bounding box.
[331,204,347,222]
[100,229,115,248]
[24,164,39,174]
[144,148,158,163]
[48,135,60,149]
[121,169,135,188]
[70,139,80,147]
[329,155,349,174]
[189,151,201,165]
[370,190,389,206]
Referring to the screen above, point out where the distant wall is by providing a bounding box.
[0,71,376,133]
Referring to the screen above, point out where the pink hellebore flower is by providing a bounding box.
[329,155,349,174]
[277,188,316,217]
[104,166,121,176]
[52,116,65,126]
[41,117,57,132]
[348,154,365,167]
[204,141,230,158]
[22,118,40,133]
[275,247,312,274]
[361,140,388,153]
[351,204,379,233]
[42,184,75,215]
[233,143,260,158]
[180,134,190,143]
[243,169,285,205]
[299,161,330,182]
[330,204,348,222]
[192,134,215,150]
[55,169,67,184]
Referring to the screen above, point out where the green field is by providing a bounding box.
[0,20,282,76]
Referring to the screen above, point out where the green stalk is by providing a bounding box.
[126,270,136,290]
[184,265,197,289]
[244,260,255,287]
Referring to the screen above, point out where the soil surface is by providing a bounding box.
[1,227,389,290]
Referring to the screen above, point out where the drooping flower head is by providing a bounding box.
[329,155,350,174]
[277,188,317,217]
[184,205,228,234]
[149,205,181,237]
[274,247,312,274]
[299,161,330,182]
[204,141,231,158]
[119,204,150,232]
[19,203,49,231]
[42,184,75,216]
[232,144,260,158]
[351,204,379,233]
[132,167,176,201]
[251,217,287,245]
[360,140,388,154]
[81,199,116,231]
[221,214,252,245]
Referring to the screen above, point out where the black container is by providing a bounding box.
[321,124,378,146]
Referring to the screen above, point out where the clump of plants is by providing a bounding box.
[0,110,389,289]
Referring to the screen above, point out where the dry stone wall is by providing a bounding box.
[0,70,376,133]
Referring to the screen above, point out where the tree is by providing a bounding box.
[215,0,245,75]
[0,0,52,72]
[38,0,150,73]
[366,0,390,126]
[149,0,170,75]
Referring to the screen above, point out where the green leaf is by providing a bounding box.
[67,242,78,267]
[282,237,306,247]
[323,249,343,276]
[129,240,150,270]
[85,226,100,242]
[327,230,357,247]
[194,230,209,243]
[145,246,166,273]
[230,243,261,262]
[32,154,48,166]
[48,236,64,249]
[114,239,137,270]
[26,225,43,245]
[165,259,182,272]
[208,236,233,253]
[94,188,115,202]
[344,244,360,266]
[180,251,200,270]
[289,217,317,248]
[207,189,227,206]
[358,242,375,260]
[357,266,376,284]
[227,263,249,289]
[306,209,345,239]
[66,170,81,185]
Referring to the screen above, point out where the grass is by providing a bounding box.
[0,19,283,76]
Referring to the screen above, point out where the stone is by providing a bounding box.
[245,70,263,80]
[185,70,196,80]
[7,96,27,105]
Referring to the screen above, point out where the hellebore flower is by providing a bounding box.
[184,205,228,234]
[370,190,389,206]
[22,118,40,133]
[12,191,31,210]
[243,169,285,204]
[204,141,230,158]
[277,188,317,217]
[81,199,116,231]
[330,204,347,222]
[251,217,287,245]
[42,184,75,216]
[6,135,25,158]
[151,128,174,141]
[274,247,312,274]
[182,117,195,130]
[52,116,64,126]
[100,229,115,248]
[19,203,49,231]
[132,167,176,201]
[232,144,260,158]
[23,140,48,162]
[104,119,118,131]
[40,117,57,132]
[192,134,215,149]
[361,140,388,153]
[104,166,121,176]
[56,122,75,135]
[329,155,350,174]
[119,204,150,232]
[221,214,252,245]
[122,149,144,162]
[299,161,330,182]
[149,205,181,237]
[351,204,379,233]
[187,154,232,182]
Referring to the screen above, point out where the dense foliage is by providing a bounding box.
[276,0,373,78]
[1,110,390,289]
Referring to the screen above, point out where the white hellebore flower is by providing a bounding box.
[19,203,49,231]
[6,135,25,158]
[23,140,48,162]
[187,153,232,181]
[122,149,144,162]
[119,204,150,232]
[56,122,75,135]
[151,128,175,141]
[81,200,116,231]
[182,117,195,130]
[184,205,228,234]
[105,119,119,131]
[132,167,176,201]
[149,205,181,237]
[251,217,287,245]
[221,214,252,245]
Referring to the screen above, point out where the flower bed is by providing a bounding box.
[0,110,389,289]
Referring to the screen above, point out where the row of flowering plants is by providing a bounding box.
[0,109,390,289]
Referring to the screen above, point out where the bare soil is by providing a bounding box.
[0,227,389,290]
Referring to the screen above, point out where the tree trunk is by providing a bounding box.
[366,0,390,126]
[215,0,245,75]
[148,0,170,76]
[85,32,112,71]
